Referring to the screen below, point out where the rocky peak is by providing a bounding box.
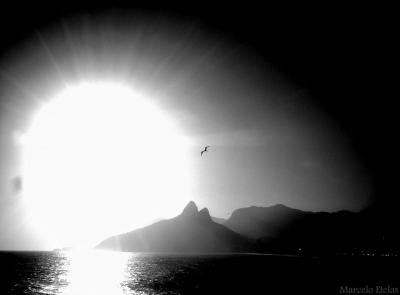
[198,208,212,222]
[181,201,198,217]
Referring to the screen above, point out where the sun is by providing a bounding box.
[22,82,192,249]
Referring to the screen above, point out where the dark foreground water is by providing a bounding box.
[0,251,398,295]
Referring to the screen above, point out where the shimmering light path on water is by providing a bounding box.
[3,251,133,294]
[1,251,398,295]
[61,251,131,294]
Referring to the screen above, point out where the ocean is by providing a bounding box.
[0,251,398,295]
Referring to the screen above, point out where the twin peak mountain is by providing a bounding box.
[97,201,251,252]
[180,201,211,221]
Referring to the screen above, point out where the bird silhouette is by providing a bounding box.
[201,146,210,157]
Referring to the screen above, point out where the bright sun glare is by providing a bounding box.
[22,82,192,249]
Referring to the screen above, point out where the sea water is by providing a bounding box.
[0,251,398,294]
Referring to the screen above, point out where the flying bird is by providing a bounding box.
[201,146,210,157]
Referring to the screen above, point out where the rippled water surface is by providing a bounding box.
[2,251,265,295]
[1,251,398,295]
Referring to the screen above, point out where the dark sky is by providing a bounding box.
[0,3,396,249]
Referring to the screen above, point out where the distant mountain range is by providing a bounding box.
[224,204,309,239]
[97,201,399,255]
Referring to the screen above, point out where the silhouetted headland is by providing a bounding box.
[96,201,251,252]
[97,201,399,257]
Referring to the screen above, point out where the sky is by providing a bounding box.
[0,4,394,250]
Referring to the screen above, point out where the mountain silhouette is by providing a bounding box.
[96,201,252,252]
[224,204,309,239]
[97,202,398,256]
[224,203,399,255]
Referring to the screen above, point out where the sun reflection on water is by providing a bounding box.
[25,250,206,295]
[59,250,133,295]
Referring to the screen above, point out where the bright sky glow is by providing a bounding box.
[21,82,192,248]
[0,15,372,251]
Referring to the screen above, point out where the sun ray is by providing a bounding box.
[35,31,68,86]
